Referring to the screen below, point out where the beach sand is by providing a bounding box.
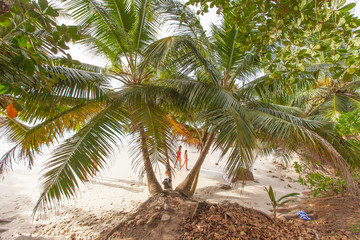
[0,144,308,240]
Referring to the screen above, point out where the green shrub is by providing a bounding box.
[294,161,347,197]
[336,110,360,150]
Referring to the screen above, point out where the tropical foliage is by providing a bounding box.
[0,0,81,94]
[186,0,360,77]
[336,110,360,152]
[292,109,360,197]
[0,0,107,170]
[139,0,359,197]
[337,110,360,138]
[294,161,347,197]
[0,0,359,215]
[29,0,182,212]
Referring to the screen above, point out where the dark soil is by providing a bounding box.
[99,191,360,240]
[291,194,360,239]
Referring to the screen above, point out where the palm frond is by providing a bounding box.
[310,94,353,120]
[209,108,256,178]
[156,0,212,52]
[34,104,128,214]
[0,102,104,171]
[66,0,132,65]
[143,37,221,85]
[129,105,175,178]
[159,79,241,112]
[250,107,326,140]
[251,107,356,190]
[132,0,160,66]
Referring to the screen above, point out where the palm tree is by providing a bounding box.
[30,0,185,211]
[251,65,360,121]
[2,0,358,214]
[146,1,359,197]
[1,0,185,213]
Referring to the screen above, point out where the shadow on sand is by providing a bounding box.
[94,179,144,193]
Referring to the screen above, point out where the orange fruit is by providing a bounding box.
[6,101,18,118]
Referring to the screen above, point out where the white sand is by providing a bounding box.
[0,144,309,240]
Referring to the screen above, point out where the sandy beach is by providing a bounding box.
[0,144,308,240]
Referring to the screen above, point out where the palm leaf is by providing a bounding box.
[34,104,128,214]
[278,192,300,203]
[310,94,352,120]
[66,0,132,65]
[133,0,160,67]
[210,108,256,178]
[0,102,104,171]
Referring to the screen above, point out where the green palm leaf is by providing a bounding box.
[67,0,132,64]
[34,104,128,214]
[310,94,352,120]
[209,108,256,178]
[0,102,104,171]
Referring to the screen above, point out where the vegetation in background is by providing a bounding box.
[0,0,107,172]
[145,0,357,198]
[294,161,347,197]
[294,110,360,197]
[336,110,360,149]
[186,0,360,81]
[0,0,81,94]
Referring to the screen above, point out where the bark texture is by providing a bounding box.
[164,147,173,189]
[139,126,163,195]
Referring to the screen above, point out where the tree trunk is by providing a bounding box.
[164,147,173,189]
[0,0,14,15]
[175,132,215,197]
[139,126,163,195]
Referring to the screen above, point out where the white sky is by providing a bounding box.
[66,1,360,68]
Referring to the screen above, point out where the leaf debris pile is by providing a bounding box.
[179,202,318,240]
[100,191,359,240]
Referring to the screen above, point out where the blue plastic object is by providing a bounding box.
[296,210,311,220]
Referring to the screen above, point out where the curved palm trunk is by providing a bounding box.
[139,126,163,195]
[175,132,215,197]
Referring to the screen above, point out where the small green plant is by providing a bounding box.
[293,161,347,197]
[264,185,300,220]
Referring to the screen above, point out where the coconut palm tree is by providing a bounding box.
[29,0,187,212]
[303,73,360,121]
[243,63,360,168]
[145,1,359,197]
[1,0,185,213]
[2,0,359,214]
